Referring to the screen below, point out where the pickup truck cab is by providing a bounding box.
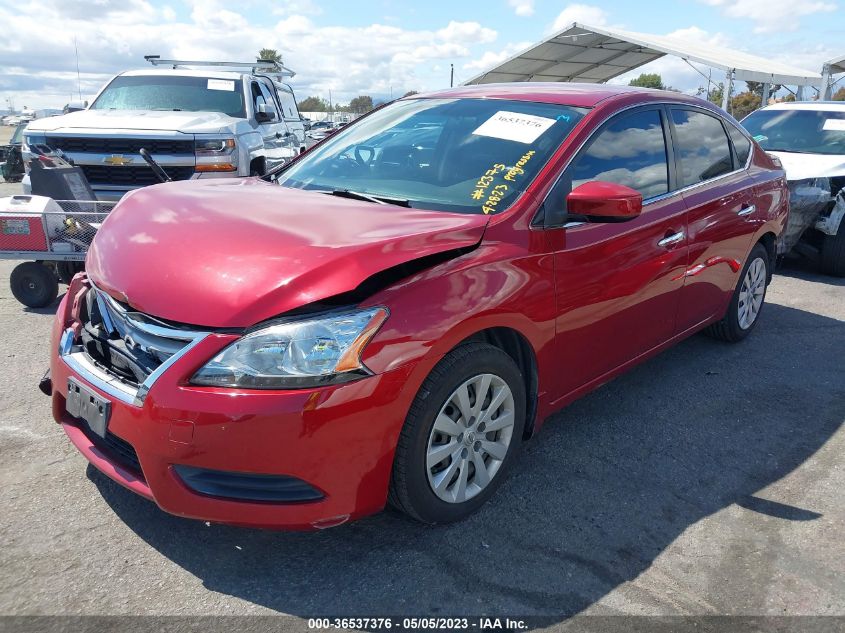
[22,61,305,201]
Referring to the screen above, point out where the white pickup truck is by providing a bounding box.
[22,58,308,201]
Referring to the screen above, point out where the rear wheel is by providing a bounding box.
[820,219,845,277]
[389,343,525,523]
[10,262,59,308]
[705,243,769,342]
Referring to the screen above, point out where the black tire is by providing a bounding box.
[389,342,526,524]
[705,243,770,343]
[820,219,845,277]
[10,262,59,308]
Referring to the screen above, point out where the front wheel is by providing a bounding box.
[705,243,770,342]
[389,343,526,524]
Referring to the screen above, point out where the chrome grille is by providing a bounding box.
[65,287,210,404]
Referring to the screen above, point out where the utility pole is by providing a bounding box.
[450,63,454,88]
[74,36,82,100]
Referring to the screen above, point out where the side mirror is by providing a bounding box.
[256,103,277,122]
[566,181,643,220]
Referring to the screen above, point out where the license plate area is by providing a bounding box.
[66,378,111,438]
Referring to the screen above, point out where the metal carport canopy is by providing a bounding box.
[463,22,820,87]
[825,53,845,76]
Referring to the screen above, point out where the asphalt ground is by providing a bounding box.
[0,174,843,629]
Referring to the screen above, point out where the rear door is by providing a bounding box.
[547,106,690,398]
[668,107,758,331]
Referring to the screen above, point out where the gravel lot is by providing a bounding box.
[0,173,843,626]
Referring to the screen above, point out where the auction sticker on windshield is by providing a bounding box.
[473,111,556,144]
[207,79,235,91]
[822,119,845,131]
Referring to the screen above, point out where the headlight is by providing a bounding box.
[195,137,237,172]
[22,133,46,153]
[190,307,389,389]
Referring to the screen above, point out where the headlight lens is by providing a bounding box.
[22,133,46,153]
[195,137,237,172]
[190,307,388,389]
[195,138,236,155]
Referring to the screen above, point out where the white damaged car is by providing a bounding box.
[742,101,845,276]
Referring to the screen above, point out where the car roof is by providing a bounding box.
[120,69,247,81]
[756,101,845,112]
[408,82,706,108]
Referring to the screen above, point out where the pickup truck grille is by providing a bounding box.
[49,137,194,155]
[80,165,195,187]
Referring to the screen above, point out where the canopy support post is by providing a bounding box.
[761,83,770,106]
[821,64,832,100]
[796,85,805,101]
[721,69,733,112]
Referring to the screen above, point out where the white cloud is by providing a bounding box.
[550,3,609,32]
[508,0,535,17]
[462,42,533,72]
[699,0,838,33]
[0,3,499,109]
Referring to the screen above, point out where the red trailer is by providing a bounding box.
[0,195,114,307]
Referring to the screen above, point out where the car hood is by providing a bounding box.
[86,179,488,328]
[25,109,241,134]
[768,151,845,182]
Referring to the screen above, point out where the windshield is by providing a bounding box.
[742,109,845,156]
[91,75,246,117]
[276,98,588,213]
[10,123,25,145]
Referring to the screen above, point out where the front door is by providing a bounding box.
[547,107,689,400]
[251,80,289,171]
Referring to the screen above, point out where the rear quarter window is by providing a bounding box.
[726,123,752,166]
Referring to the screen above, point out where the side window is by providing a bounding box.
[258,82,277,112]
[251,82,266,112]
[726,122,752,167]
[671,109,733,186]
[570,109,669,200]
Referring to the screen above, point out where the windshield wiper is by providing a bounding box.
[324,189,411,207]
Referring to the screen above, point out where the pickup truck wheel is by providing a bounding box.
[10,262,59,308]
[705,244,769,343]
[820,219,845,277]
[389,343,525,524]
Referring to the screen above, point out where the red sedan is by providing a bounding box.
[48,84,788,529]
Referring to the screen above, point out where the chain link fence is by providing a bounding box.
[0,199,115,261]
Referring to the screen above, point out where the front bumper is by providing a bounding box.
[49,290,415,530]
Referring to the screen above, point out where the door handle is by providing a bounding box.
[658,231,685,248]
[737,204,756,216]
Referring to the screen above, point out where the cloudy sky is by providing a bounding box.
[0,0,842,110]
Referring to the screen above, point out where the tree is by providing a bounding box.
[258,48,283,63]
[297,96,329,112]
[348,95,374,113]
[701,82,724,107]
[832,87,845,101]
[402,90,419,97]
[745,81,782,103]
[628,73,665,90]
[730,91,762,120]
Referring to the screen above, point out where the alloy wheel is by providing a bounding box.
[738,257,766,330]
